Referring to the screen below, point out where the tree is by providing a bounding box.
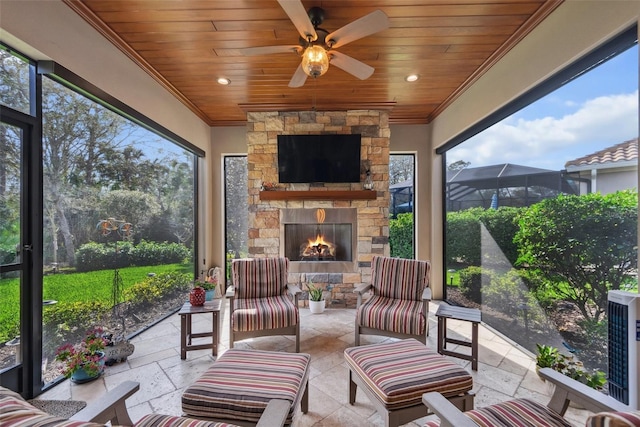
[515,191,638,321]
[389,155,413,185]
[42,79,132,265]
[99,190,161,240]
[225,157,248,257]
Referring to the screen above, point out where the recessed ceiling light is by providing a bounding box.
[405,74,419,82]
[217,77,231,85]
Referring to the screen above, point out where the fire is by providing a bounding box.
[300,231,336,259]
[308,233,329,247]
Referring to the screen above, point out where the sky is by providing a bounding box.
[447,45,638,171]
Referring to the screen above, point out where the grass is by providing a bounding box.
[0,263,192,342]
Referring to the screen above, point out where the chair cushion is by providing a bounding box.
[232,257,288,299]
[0,394,103,427]
[182,349,310,425]
[586,411,640,427]
[344,339,472,410]
[356,295,425,335]
[232,295,298,332]
[423,398,573,427]
[371,256,430,300]
[135,414,240,427]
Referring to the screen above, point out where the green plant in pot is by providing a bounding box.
[307,282,325,314]
[196,270,218,300]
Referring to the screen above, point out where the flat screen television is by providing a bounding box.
[277,134,361,183]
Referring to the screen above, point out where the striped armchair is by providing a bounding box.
[354,256,431,346]
[227,257,301,352]
[422,368,639,427]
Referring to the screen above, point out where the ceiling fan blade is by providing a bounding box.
[326,10,389,49]
[288,64,308,88]
[329,51,375,80]
[277,0,317,42]
[241,45,302,56]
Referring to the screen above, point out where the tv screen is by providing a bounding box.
[277,134,361,183]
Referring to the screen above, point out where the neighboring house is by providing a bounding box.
[565,138,638,194]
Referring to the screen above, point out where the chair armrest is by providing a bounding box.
[422,392,478,427]
[70,381,139,426]
[539,368,631,415]
[354,283,373,295]
[286,283,301,305]
[354,283,373,308]
[256,399,290,427]
[225,286,235,298]
[286,283,302,296]
[422,287,432,301]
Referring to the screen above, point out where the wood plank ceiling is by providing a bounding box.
[64,0,561,126]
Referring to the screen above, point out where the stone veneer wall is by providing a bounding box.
[246,110,390,308]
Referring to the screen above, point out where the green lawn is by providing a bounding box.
[0,263,191,342]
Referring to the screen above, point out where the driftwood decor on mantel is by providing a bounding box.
[259,190,377,201]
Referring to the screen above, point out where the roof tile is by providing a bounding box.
[564,138,638,168]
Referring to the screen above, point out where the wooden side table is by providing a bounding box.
[178,299,221,360]
[436,305,481,370]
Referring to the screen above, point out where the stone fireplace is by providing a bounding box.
[246,110,390,307]
[282,208,357,273]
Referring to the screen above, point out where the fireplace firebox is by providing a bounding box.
[281,208,357,273]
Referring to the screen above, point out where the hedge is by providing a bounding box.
[75,240,190,272]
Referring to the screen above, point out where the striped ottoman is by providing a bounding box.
[345,339,474,427]
[182,349,310,426]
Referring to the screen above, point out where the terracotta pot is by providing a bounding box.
[190,286,206,306]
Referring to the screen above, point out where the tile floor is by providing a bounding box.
[40,300,591,426]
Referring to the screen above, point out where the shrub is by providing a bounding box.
[75,240,190,272]
[515,190,638,321]
[458,266,494,304]
[130,240,190,265]
[42,301,110,356]
[482,269,539,318]
[124,272,191,307]
[446,208,482,265]
[446,206,522,267]
[390,213,413,259]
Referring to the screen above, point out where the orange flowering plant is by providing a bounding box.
[54,327,107,378]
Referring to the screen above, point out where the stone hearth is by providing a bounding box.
[246,110,390,307]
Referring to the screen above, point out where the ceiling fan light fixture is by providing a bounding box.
[301,45,329,77]
[217,77,231,85]
[405,74,419,82]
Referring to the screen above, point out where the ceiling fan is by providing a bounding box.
[241,0,390,88]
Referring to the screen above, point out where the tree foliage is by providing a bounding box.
[515,190,638,321]
[225,157,248,256]
[389,155,413,185]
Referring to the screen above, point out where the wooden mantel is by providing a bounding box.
[259,190,377,201]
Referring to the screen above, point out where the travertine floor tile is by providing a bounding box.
[38,302,592,426]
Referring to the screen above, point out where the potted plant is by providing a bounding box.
[197,271,218,301]
[55,327,107,383]
[307,282,325,314]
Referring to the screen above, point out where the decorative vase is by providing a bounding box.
[70,351,105,384]
[309,300,326,314]
[363,170,374,190]
[205,289,215,301]
[190,286,206,306]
